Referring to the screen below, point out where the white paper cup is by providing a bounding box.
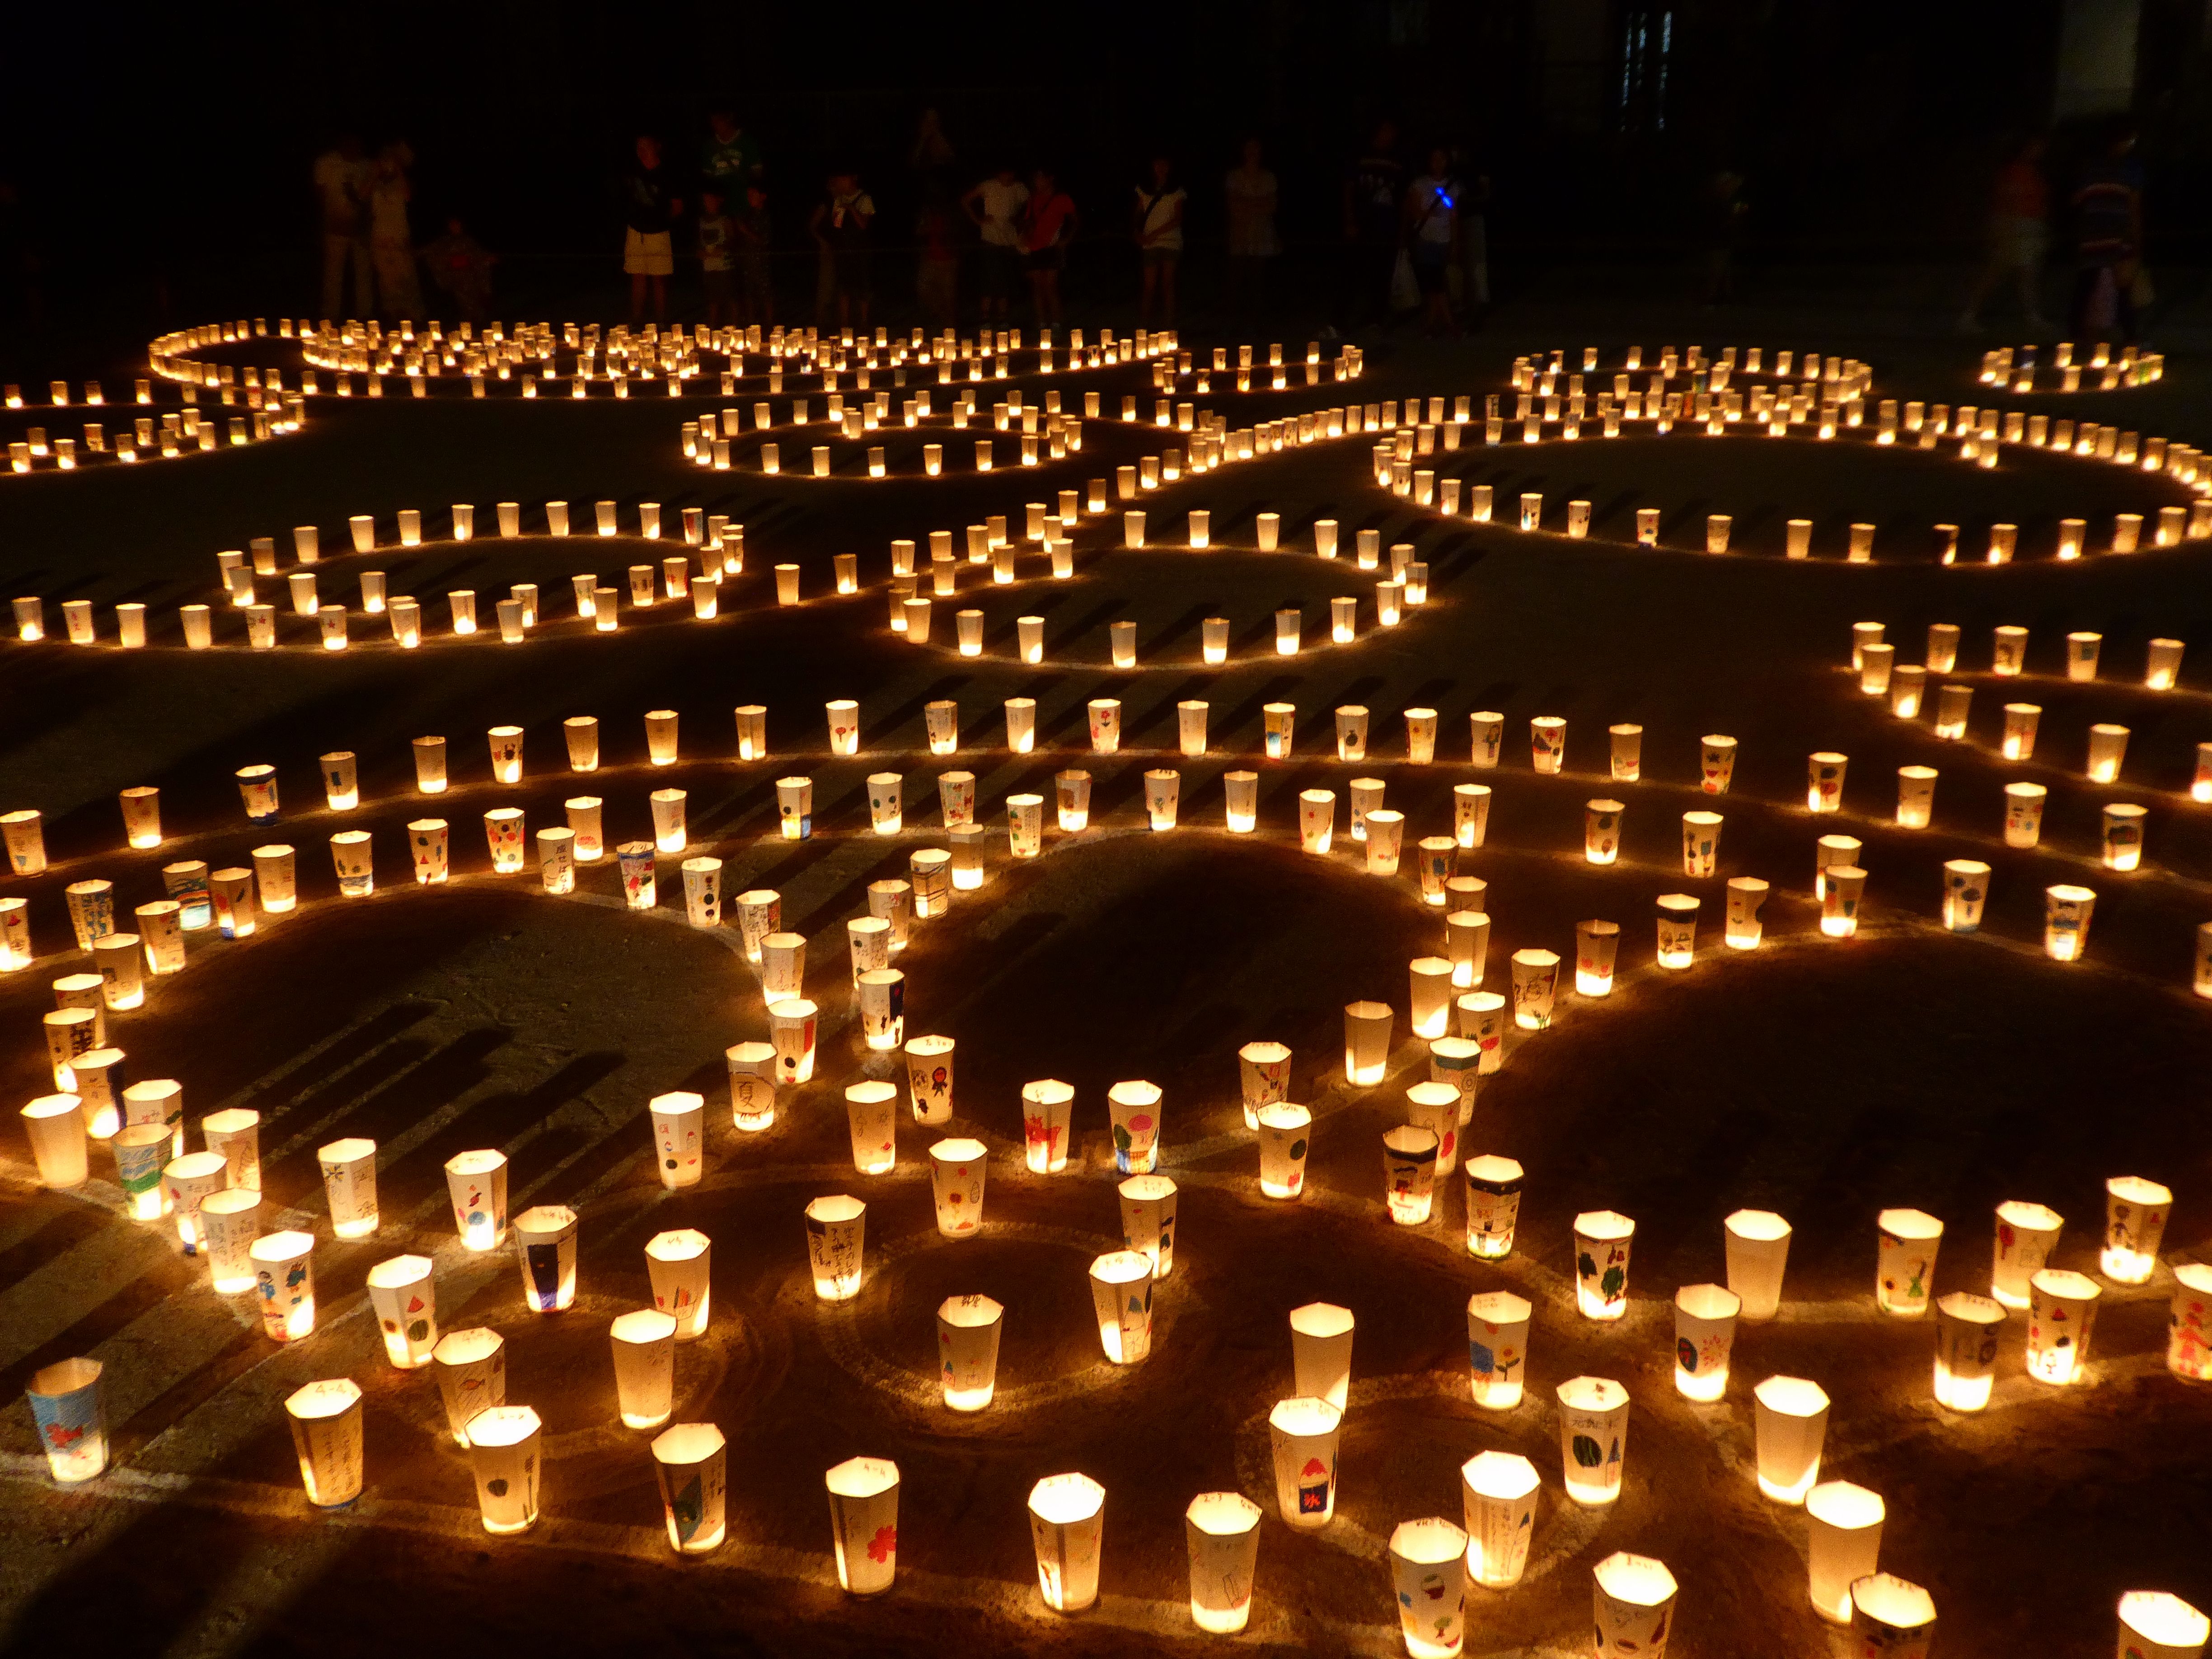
[1388,1517,1470,1658]
[1557,1375,1629,1504]
[465,1405,543,1533]
[1028,1472,1106,1612]
[2026,1268,2101,1384]
[1257,1104,1312,1198]
[248,1230,316,1340]
[1753,1374,1830,1501]
[1724,1209,1792,1319]
[937,1293,1004,1410]
[805,1195,866,1300]
[1573,1209,1636,1319]
[285,1377,364,1506]
[1593,1552,1679,1659]
[1849,1574,1936,1656]
[515,1204,578,1312]
[1268,1396,1342,1528]
[825,1456,901,1595]
[1805,1480,1885,1622]
[1673,1283,1741,1401]
[651,1422,727,1554]
[366,1253,437,1368]
[1089,1249,1154,1364]
[432,1327,506,1445]
[1466,1289,1531,1410]
[1184,1492,1262,1633]
[26,1357,105,1483]
[1460,1450,1539,1587]
[317,1137,379,1237]
[445,1148,508,1250]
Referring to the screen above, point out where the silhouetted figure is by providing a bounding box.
[369,142,422,320]
[1133,155,1185,327]
[962,165,1028,323]
[422,217,495,323]
[811,171,875,329]
[1337,120,1403,333]
[1404,146,1461,335]
[698,187,737,326]
[1959,136,2051,333]
[2069,120,2145,341]
[621,135,683,322]
[1023,167,1077,329]
[1223,138,1279,316]
[314,134,375,318]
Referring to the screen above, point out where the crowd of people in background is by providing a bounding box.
[307,107,2151,344]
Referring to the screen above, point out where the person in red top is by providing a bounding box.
[1959,136,2051,333]
[1022,166,1078,328]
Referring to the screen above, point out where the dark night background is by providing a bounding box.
[1,0,2207,359]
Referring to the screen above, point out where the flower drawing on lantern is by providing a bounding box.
[1111,1113,1153,1162]
[1023,1114,1062,1162]
[867,1524,898,1564]
[2174,1289,2212,1378]
[1470,1331,1521,1382]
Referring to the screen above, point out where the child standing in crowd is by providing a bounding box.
[622,134,683,322]
[1132,155,1185,327]
[811,171,875,330]
[735,182,773,325]
[697,187,736,325]
[962,164,1028,323]
[422,216,494,322]
[1022,166,1077,329]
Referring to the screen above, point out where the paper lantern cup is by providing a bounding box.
[1724,1209,1792,1319]
[1019,1079,1075,1173]
[1184,1492,1262,1634]
[22,1095,87,1189]
[27,1356,106,1483]
[936,1293,1004,1411]
[1383,1125,1441,1224]
[1932,1291,2005,1411]
[1990,1200,2064,1309]
[1118,1174,1176,1279]
[725,1041,778,1134]
[1573,1210,1636,1320]
[363,1253,437,1369]
[1344,999,1393,1085]
[2003,782,2047,847]
[1556,1375,1629,1505]
[1286,1301,1357,1412]
[1876,1208,1943,1316]
[1459,991,1508,1073]
[806,1195,867,1301]
[898,1034,956,1125]
[1387,1517,1469,1659]
[823,1456,901,1597]
[1238,1040,1292,1129]
[1673,1284,1742,1401]
[1461,1451,1539,1588]
[198,1188,262,1293]
[1268,1396,1343,1529]
[121,1078,183,1164]
[2164,1263,2212,1381]
[317,1137,378,1239]
[1089,1250,1155,1364]
[769,998,820,1086]
[445,1149,509,1251]
[2118,1593,2211,1659]
[1466,1289,1532,1410]
[1028,1473,1106,1613]
[2104,1175,2172,1283]
[2026,1268,2101,1384]
[1106,1079,1162,1174]
[1804,1480,1885,1623]
[515,1205,578,1312]
[1850,1574,1936,1656]
[1752,1374,1830,1502]
[651,1423,727,1555]
[464,1405,543,1534]
[431,1327,506,1446]
[284,1377,364,1507]
[610,1308,678,1429]
[249,1230,316,1340]
[1510,950,1560,1031]
[109,1124,172,1220]
[1593,1552,1679,1659]
[1257,1104,1312,1198]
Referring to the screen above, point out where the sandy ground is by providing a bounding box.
[0,319,2207,1658]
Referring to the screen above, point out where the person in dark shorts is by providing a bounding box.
[1022,166,1077,328]
[810,170,875,330]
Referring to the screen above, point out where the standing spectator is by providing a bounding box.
[1959,137,2051,334]
[1223,137,1279,315]
[313,134,375,318]
[735,183,774,326]
[811,171,875,330]
[422,217,495,323]
[1336,120,1403,332]
[909,108,956,197]
[621,135,683,322]
[962,164,1029,324]
[1461,159,1492,314]
[1698,168,1748,305]
[2069,119,2145,341]
[369,142,422,321]
[698,187,737,326]
[702,110,764,195]
[915,183,959,328]
[1403,147,1460,335]
[1023,166,1078,329]
[1132,155,1186,328]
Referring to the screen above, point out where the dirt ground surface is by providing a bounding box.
[0,314,2208,1659]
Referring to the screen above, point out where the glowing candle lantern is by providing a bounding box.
[1807,752,1846,811]
[1090,1250,1154,1364]
[442,1148,509,1252]
[1264,1396,1344,1531]
[1382,1125,1440,1223]
[2143,637,2186,691]
[1582,799,1623,865]
[1029,1473,1106,1613]
[1673,1284,1741,1401]
[804,1195,867,1300]
[1530,716,1566,773]
[2103,1176,2171,1283]
[514,1205,578,1313]
[1876,1209,1943,1315]
[21,1095,88,1189]
[1981,1199,2065,1310]
[249,1231,316,1340]
[1851,1574,1936,1654]
[2102,802,2146,871]
[1593,1553,1678,1659]
[1465,1289,1531,1411]
[1575,920,1620,996]
[1794,1481,1890,1625]
[1698,734,1736,794]
[1258,1104,1312,1196]
[825,698,860,755]
[2086,722,2131,783]
[1891,764,1937,829]
[1889,664,1925,718]
[1510,949,1560,1030]
[314,1137,379,1238]
[1344,1000,1393,1084]
[1556,1376,1628,1505]
[1821,867,1865,937]
[1184,1493,1262,1634]
[2044,883,2096,959]
[26,1357,106,1483]
[1750,1375,1830,1502]
[642,1423,728,1558]
[1455,1453,1540,1593]
[1100,1078,1162,1174]
[1573,1211,1635,1319]
[1388,1518,1469,1658]
[284,1377,364,1508]
[1997,781,2048,849]
[235,764,280,824]
[1235,1040,1293,1130]
[361,1254,437,1369]
[1289,1301,1356,1410]
[110,1123,173,1219]
[2118,1593,2211,1659]
[464,1406,542,1534]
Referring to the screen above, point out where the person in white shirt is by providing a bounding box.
[1132,155,1186,326]
[1403,147,1462,334]
[961,165,1029,322]
[312,135,375,319]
